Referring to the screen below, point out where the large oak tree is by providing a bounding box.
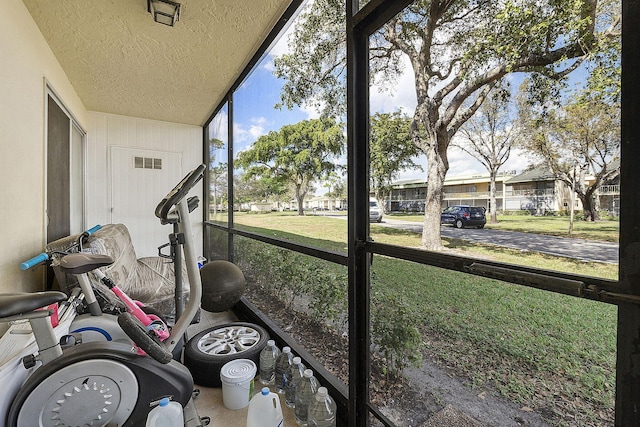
[235,118,344,215]
[275,0,617,249]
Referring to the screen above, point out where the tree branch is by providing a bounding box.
[447,81,497,137]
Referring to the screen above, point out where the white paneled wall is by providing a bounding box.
[86,112,203,257]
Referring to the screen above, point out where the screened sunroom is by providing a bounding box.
[1,1,637,426]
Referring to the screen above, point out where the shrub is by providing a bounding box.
[370,290,423,378]
[234,237,347,327]
[234,237,421,377]
[502,210,532,216]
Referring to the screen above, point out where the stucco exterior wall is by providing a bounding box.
[0,0,87,295]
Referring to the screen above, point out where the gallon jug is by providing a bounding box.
[246,387,284,427]
[145,397,183,427]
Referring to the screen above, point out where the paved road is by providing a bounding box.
[377,217,619,264]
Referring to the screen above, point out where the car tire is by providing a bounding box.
[455,219,464,229]
[184,322,269,387]
[478,224,485,229]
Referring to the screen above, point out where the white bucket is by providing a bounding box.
[220,359,256,410]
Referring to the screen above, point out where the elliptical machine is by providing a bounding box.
[1,164,207,426]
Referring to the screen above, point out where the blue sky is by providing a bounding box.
[233,65,310,152]
[207,53,312,167]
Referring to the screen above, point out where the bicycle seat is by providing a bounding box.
[58,253,114,274]
[0,291,67,318]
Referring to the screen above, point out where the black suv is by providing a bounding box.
[440,205,486,229]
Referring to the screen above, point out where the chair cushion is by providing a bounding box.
[46,223,189,323]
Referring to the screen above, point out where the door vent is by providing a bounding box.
[134,157,162,170]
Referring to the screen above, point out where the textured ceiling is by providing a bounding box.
[22,0,293,126]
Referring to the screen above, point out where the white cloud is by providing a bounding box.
[263,59,276,73]
[370,55,417,116]
[233,116,271,149]
[232,123,250,146]
[299,102,322,119]
[248,125,265,139]
[266,30,293,62]
[447,147,486,176]
[262,0,312,71]
[248,116,269,139]
[503,148,533,173]
[207,109,228,140]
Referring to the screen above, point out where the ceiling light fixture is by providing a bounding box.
[147,0,181,27]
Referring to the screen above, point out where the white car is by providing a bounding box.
[369,200,383,223]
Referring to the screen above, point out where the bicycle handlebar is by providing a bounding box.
[154,164,205,222]
[19,224,103,270]
[20,253,49,271]
[84,224,102,236]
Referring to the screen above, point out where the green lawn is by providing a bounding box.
[229,211,618,280]
[371,257,616,426]
[388,212,620,243]
[217,211,617,426]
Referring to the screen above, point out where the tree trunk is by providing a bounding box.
[295,185,305,216]
[489,170,498,224]
[377,197,385,215]
[421,146,448,250]
[580,192,599,221]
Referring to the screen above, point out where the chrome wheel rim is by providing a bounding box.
[196,325,262,356]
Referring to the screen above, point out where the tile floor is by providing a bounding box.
[186,309,298,427]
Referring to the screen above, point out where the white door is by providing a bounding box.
[109,147,183,257]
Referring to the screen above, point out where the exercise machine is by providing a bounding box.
[0,164,207,426]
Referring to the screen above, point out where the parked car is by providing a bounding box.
[369,199,383,223]
[440,205,486,229]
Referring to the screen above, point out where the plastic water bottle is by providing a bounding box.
[274,346,293,393]
[246,387,284,427]
[294,369,319,426]
[145,397,183,427]
[307,387,337,427]
[259,340,281,385]
[285,356,306,408]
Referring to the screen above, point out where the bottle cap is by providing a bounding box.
[267,339,275,346]
[261,387,270,395]
[316,387,328,400]
[292,356,301,364]
[303,369,313,378]
[159,397,169,407]
[283,346,291,353]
